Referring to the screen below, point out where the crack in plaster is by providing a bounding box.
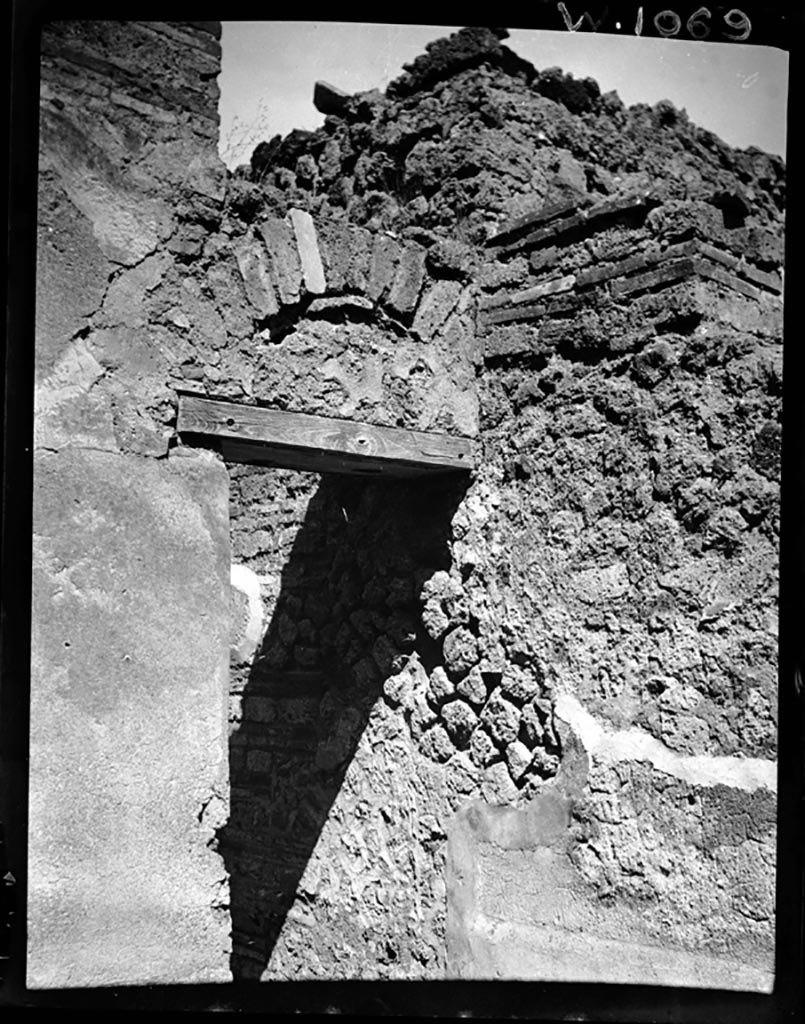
[554,693,777,794]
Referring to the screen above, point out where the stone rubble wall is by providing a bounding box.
[221,25,782,988]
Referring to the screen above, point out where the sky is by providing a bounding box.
[218,22,789,170]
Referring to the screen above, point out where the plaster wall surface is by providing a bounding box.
[30,20,233,986]
[29,448,231,987]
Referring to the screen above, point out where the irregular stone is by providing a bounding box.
[232,235,281,317]
[387,241,427,316]
[258,216,302,305]
[421,570,459,602]
[444,590,471,628]
[520,700,545,747]
[409,692,438,739]
[529,747,560,778]
[505,740,532,781]
[426,239,476,279]
[371,634,400,675]
[422,598,449,640]
[481,761,519,805]
[289,208,326,295]
[631,338,676,387]
[481,692,520,747]
[500,664,541,704]
[456,666,488,707]
[441,699,478,747]
[419,723,455,763]
[469,726,497,767]
[445,751,481,796]
[427,665,455,705]
[442,627,479,677]
[412,280,463,341]
[383,666,414,708]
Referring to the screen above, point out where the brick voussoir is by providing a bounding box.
[289,208,326,296]
[368,232,402,303]
[258,216,302,306]
[387,241,427,316]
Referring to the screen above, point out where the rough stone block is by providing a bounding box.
[481,761,519,805]
[422,597,450,640]
[443,627,480,676]
[470,726,497,767]
[387,241,427,316]
[506,740,532,781]
[500,665,541,704]
[258,215,302,305]
[481,692,520,746]
[313,80,349,116]
[442,699,478,747]
[457,666,488,707]
[427,665,456,704]
[420,723,456,763]
[29,448,231,988]
[289,208,326,295]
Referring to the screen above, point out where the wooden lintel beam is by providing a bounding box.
[177,394,476,477]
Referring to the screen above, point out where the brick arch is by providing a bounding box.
[225,207,480,438]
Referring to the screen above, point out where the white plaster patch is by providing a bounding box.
[230,563,264,662]
[555,693,777,794]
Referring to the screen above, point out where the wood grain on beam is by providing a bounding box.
[177,394,475,477]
